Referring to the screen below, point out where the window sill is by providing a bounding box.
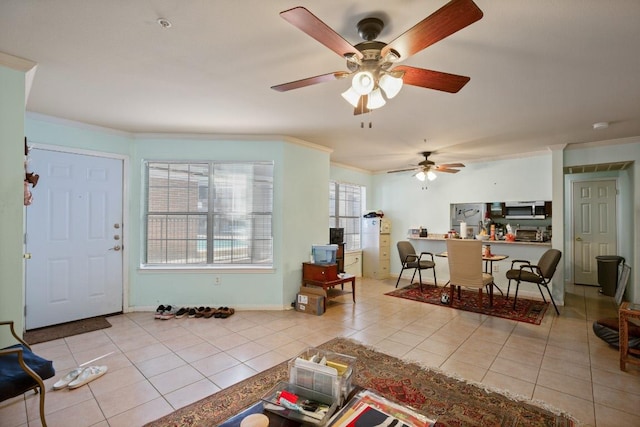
[138,265,275,273]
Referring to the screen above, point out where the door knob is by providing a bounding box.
[109,245,122,251]
[576,237,582,241]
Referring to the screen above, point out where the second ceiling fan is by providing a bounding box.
[388,151,465,181]
[271,0,483,115]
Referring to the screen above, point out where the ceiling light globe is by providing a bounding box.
[427,170,437,181]
[351,71,374,95]
[341,87,361,107]
[366,88,386,109]
[379,73,403,99]
[415,171,426,181]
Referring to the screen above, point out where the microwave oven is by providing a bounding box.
[504,201,546,219]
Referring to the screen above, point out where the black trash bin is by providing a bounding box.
[596,255,625,296]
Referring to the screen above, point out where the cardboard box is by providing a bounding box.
[296,286,326,315]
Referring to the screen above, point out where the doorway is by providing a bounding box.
[572,179,617,286]
[25,148,125,329]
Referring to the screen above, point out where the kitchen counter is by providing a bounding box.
[408,235,551,246]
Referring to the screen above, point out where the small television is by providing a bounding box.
[312,244,338,264]
[329,228,344,244]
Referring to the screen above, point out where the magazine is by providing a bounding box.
[329,390,435,427]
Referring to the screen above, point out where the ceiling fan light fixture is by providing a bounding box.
[366,88,386,109]
[415,171,426,181]
[379,73,403,99]
[427,170,437,181]
[351,71,374,95]
[341,87,361,107]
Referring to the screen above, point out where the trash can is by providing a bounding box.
[596,255,625,296]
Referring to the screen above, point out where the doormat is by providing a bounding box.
[24,316,112,345]
[386,283,549,325]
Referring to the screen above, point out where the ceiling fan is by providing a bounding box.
[271,0,483,115]
[387,151,465,181]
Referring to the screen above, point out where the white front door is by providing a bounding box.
[572,179,617,286]
[25,149,124,329]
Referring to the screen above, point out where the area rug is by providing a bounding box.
[145,337,574,427]
[24,316,112,345]
[386,283,549,325]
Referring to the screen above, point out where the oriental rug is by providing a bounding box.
[386,283,549,325]
[145,337,574,427]
[24,316,112,345]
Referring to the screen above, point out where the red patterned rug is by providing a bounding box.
[386,283,549,325]
[145,338,574,427]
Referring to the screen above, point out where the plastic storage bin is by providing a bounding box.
[289,347,356,405]
[261,381,337,426]
[312,244,338,264]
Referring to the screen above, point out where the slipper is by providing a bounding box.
[68,365,108,389]
[219,307,235,319]
[194,306,208,318]
[202,307,215,318]
[52,367,84,390]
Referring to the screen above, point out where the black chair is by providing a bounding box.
[506,249,562,314]
[0,320,55,427]
[395,241,437,291]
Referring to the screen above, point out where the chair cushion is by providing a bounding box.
[506,269,541,283]
[407,260,435,269]
[0,344,55,401]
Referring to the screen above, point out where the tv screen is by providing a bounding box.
[329,228,344,244]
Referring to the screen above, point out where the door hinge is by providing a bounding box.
[24,306,27,317]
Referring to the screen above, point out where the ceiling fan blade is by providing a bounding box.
[353,95,371,115]
[280,7,363,60]
[438,163,465,168]
[271,71,350,92]
[435,167,461,173]
[387,168,418,173]
[394,65,470,93]
[381,0,483,61]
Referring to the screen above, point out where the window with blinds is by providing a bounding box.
[144,161,273,267]
[329,181,365,251]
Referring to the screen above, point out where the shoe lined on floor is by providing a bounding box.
[219,307,235,318]
[68,365,108,389]
[202,307,215,318]
[53,367,84,390]
[154,305,166,319]
[175,307,189,318]
[159,306,177,320]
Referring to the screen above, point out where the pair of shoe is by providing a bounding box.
[179,307,215,319]
[53,365,108,390]
[214,307,235,318]
[155,305,177,320]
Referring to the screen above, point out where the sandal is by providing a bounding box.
[202,307,215,318]
[68,365,108,389]
[214,306,225,318]
[175,307,189,319]
[154,305,166,319]
[219,307,235,319]
[53,367,84,390]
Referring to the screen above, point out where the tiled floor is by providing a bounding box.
[2,278,639,427]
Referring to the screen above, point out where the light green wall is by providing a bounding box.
[0,66,27,344]
[23,116,334,310]
[564,139,640,302]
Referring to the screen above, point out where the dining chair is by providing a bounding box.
[395,241,437,291]
[446,239,495,307]
[505,249,562,314]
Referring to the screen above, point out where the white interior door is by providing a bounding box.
[25,149,124,329]
[572,179,617,285]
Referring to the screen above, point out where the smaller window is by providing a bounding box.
[329,181,365,251]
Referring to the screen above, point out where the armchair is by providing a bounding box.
[395,241,437,291]
[0,320,55,427]
[505,249,562,314]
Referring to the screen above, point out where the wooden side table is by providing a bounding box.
[619,302,640,371]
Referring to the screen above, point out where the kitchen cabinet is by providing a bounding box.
[362,217,391,279]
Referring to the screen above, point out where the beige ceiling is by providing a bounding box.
[2,0,639,172]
